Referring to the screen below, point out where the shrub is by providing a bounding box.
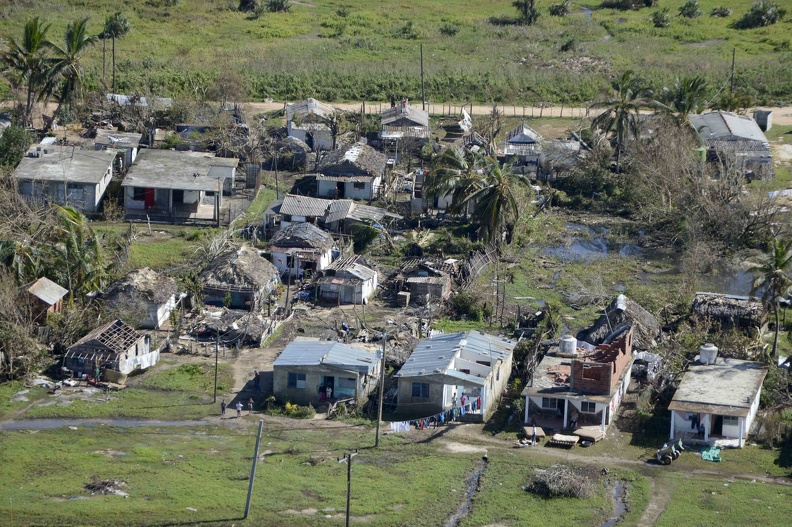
[336,7,348,17]
[396,21,420,39]
[549,0,571,17]
[439,22,460,36]
[710,6,731,17]
[284,402,316,419]
[0,125,33,168]
[514,0,541,25]
[266,0,291,12]
[733,1,786,29]
[643,0,658,6]
[238,0,258,11]
[678,0,701,18]
[560,38,577,52]
[651,7,671,27]
[449,291,483,321]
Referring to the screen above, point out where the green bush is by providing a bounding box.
[678,0,701,19]
[396,21,420,39]
[267,0,291,12]
[439,22,460,36]
[652,7,671,27]
[0,125,33,168]
[549,1,571,17]
[449,291,483,322]
[733,0,785,29]
[285,402,316,419]
[710,6,731,17]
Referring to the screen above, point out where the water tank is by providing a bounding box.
[699,343,718,365]
[559,335,577,355]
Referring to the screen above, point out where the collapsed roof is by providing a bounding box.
[200,245,279,290]
[269,222,335,251]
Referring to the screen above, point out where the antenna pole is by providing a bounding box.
[420,44,426,111]
[730,47,736,96]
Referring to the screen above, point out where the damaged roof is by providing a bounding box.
[269,222,335,251]
[102,267,179,306]
[506,123,542,144]
[324,255,377,281]
[381,104,429,128]
[576,294,659,350]
[318,143,387,179]
[69,318,142,355]
[122,149,238,192]
[201,245,279,289]
[691,292,767,325]
[286,98,336,121]
[267,194,401,224]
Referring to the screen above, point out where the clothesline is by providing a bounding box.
[387,398,483,433]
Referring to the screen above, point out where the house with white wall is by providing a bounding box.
[121,149,237,225]
[316,255,378,305]
[668,344,767,448]
[285,98,336,152]
[14,142,116,214]
[394,331,515,422]
[269,222,336,279]
[522,328,634,434]
[101,267,184,329]
[316,143,387,201]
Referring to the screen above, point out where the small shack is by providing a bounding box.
[19,277,68,321]
[316,255,378,305]
[63,318,154,381]
[391,258,456,304]
[200,246,280,310]
[101,267,184,329]
[691,292,768,334]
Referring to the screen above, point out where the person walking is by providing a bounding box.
[236,401,243,418]
[248,397,254,415]
[220,399,227,417]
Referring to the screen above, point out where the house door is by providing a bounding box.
[712,415,723,436]
[144,188,156,208]
[173,189,185,203]
[336,182,345,198]
[322,376,335,400]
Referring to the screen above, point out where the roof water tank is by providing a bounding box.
[699,343,718,365]
[560,335,577,355]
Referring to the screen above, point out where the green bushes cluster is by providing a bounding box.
[284,401,316,419]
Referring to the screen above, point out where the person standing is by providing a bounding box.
[236,401,243,418]
[460,393,467,409]
[220,400,227,416]
[248,397,254,415]
[326,385,333,401]
[254,370,260,392]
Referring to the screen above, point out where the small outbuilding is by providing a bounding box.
[691,292,768,335]
[668,344,767,448]
[200,246,280,310]
[19,277,68,321]
[101,268,184,329]
[690,111,773,179]
[273,338,380,406]
[269,222,336,278]
[285,98,337,152]
[316,255,378,305]
[63,318,155,381]
[498,122,542,167]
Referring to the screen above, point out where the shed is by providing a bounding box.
[691,292,768,334]
[316,255,378,305]
[64,318,155,379]
[20,277,68,320]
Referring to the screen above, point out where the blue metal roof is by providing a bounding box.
[274,340,377,373]
[395,331,515,379]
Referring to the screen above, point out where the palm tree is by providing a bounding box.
[749,238,792,362]
[50,18,99,116]
[425,147,485,217]
[589,71,667,173]
[661,76,709,122]
[464,157,529,244]
[103,12,130,93]
[0,239,42,285]
[0,17,56,126]
[513,0,540,25]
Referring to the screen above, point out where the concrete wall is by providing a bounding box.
[396,374,450,417]
[317,179,379,201]
[272,249,333,277]
[287,122,333,151]
[571,332,633,395]
[273,364,376,406]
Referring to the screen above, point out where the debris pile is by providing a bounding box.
[85,476,129,497]
[525,464,595,499]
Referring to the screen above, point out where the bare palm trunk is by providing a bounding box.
[773,302,780,361]
[112,34,116,93]
[102,38,106,82]
[25,78,33,127]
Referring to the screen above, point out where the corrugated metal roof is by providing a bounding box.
[285,98,336,121]
[690,112,769,146]
[395,331,515,379]
[315,174,374,183]
[273,339,377,373]
[506,123,542,144]
[326,255,377,281]
[268,195,400,224]
[26,277,68,305]
[381,104,430,127]
[406,276,449,284]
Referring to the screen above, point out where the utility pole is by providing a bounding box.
[337,450,359,527]
[375,335,386,447]
[213,330,219,403]
[420,44,426,111]
[244,420,264,519]
[730,47,736,96]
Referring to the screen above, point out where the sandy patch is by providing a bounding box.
[442,441,488,454]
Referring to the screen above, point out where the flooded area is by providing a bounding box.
[446,460,487,527]
[600,481,627,527]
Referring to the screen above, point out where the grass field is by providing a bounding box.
[1,1,791,104]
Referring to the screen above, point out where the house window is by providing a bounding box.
[287,372,306,389]
[541,397,557,410]
[411,382,429,398]
[580,401,596,414]
[132,187,146,201]
[353,182,365,190]
[283,214,292,221]
[722,416,739,427]
[459,369,471,375]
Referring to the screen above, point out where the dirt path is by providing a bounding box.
[637,477,672,527]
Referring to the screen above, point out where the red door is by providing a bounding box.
[144,188,155,208]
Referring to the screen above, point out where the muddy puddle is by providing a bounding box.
[446,460,487,527]
[600,481,627,527]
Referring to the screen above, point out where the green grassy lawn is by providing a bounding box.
[655,474,792,527]
[1,1,790,104]
[20,360,234,420]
